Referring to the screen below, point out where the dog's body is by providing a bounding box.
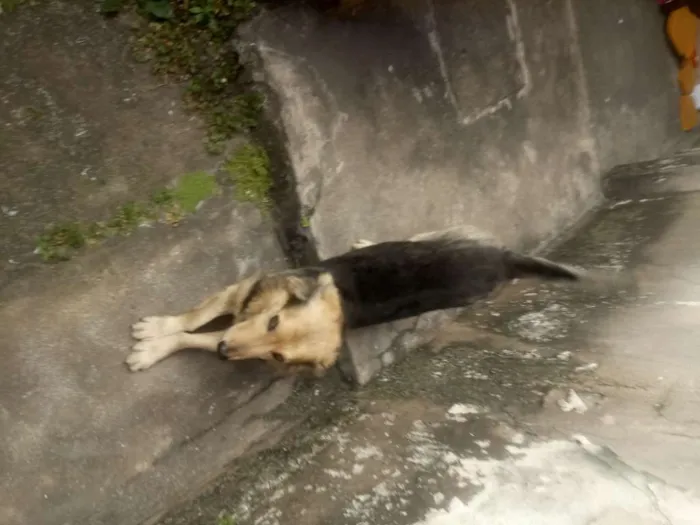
[127,229,583,376]
[318,237,579,330]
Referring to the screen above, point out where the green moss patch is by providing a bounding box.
[36,171,219,263]
[0,0,27,14]
[170,170,219,212]
[224,143,271,210]
[215,514,236,525]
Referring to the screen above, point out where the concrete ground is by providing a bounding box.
[0,0,222,289]
[0,3,299,525]
[159,157,700,525]
[3,1,700,524]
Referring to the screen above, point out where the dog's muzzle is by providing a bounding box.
[217,341,229,360]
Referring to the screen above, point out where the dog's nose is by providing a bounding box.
[217,341,228,360]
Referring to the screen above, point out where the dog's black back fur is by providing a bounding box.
[317,239,579,329]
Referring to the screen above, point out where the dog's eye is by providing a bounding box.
[267,315,279,332]
[271,351,285,362]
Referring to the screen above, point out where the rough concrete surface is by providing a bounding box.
[0,2,305,524]
[238,0,685,383]
[159,159,700,525]
[0,0,217,286]
[0,193,297,525]
[2,0,699,523]
[572,0,682,172]
[240,0,682,258]
[604,147,700,199]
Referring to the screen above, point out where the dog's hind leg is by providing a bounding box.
[132,276,258,341]
[127,330,226,371]
[351,239,376,250]
[409,225,500,245]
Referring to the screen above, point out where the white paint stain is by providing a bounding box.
[324,468,353,480]
[412,437,700,525]
[353,444,384,461]
[557,389,588,414]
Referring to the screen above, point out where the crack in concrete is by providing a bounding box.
[425,0,530,127]
[653,385,675,419]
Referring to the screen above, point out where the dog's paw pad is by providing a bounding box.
[131,316,180,340]
[126,337,178,371]
[351,239,374,250]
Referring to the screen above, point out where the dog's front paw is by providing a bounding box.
[351,239,375,250]
[126,335,179,371]
[131,316,181,340]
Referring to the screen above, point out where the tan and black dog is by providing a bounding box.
[127,228,584,376]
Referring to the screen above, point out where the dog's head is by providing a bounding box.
[217,269,344,375]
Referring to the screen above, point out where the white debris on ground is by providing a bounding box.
[412,436,700,525]
[574,362,599,373]
[557,389,588,414]
[206,400,700,525]
[446,403,488,422]
[508,304,574,343]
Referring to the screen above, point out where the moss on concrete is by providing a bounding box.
[171,170,220,212]
[215,514,237,525]
[225,143,272,210]
[36,171,219,263]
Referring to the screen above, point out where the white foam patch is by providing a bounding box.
[411,438,700,525]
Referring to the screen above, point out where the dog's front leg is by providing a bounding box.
[126,330,226,371]
[131,277,258,341]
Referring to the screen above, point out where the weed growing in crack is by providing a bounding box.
[224,143,272,210]
[37,223,87,262]
[102,0,262,153]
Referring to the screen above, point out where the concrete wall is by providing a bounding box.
[573,0,681,171]
[238,0,684,383]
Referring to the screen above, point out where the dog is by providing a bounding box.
[127,227,584,377]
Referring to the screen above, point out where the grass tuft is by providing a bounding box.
[106,0,263,153]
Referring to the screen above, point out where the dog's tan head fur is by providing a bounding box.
[219,270,344,375]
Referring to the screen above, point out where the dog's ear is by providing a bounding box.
[285,271,333,306]
[286,276,317,305]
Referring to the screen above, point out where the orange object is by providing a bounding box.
[666,6,700,130]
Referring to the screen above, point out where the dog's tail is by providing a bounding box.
[505,252,583,281]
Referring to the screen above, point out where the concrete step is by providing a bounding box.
[604,148,700,199]
[236,0,683,386]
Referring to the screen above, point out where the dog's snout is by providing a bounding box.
[217,341,228,360]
